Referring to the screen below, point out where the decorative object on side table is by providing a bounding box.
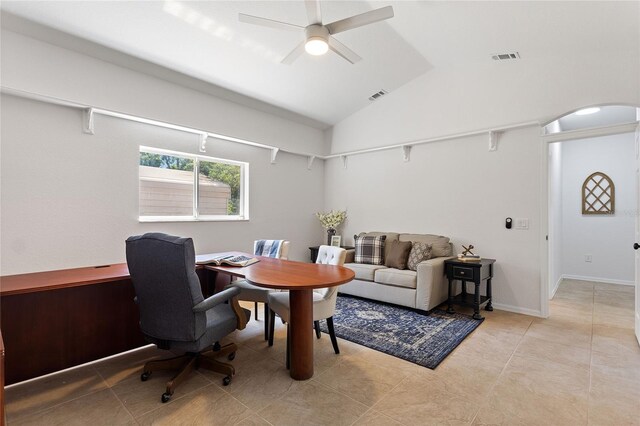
[444,258,496,320]
[330,235,342,247]
[458,244,481,262]
[316,210,347,245]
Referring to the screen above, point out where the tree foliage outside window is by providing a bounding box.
[139,148,246,219]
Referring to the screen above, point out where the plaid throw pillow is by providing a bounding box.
[407,242,433,271]
[354,235,386,265]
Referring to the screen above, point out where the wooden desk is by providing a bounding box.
[205,253,355,380]
[0,264,145,385]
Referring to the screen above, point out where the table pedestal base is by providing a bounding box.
[289,289,313,380]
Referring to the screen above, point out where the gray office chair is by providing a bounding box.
[126,232,249,403]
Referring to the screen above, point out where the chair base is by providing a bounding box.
[142,342,237,403]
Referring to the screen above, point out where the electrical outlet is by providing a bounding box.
[585,255,592,263]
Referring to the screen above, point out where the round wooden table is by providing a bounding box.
[243,256,354,380]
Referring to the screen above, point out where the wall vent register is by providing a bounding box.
[369,90,388,101]
[491,52,520,61]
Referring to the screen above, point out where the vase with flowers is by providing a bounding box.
[316,210,347,245]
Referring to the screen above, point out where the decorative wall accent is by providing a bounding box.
[582,172,615,215]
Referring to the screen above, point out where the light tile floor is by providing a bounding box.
[5,280,639,425]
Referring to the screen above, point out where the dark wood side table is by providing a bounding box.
[444,258,496,320]
[309,246,355,263]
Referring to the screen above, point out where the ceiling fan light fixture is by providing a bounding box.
[305,37,328,55]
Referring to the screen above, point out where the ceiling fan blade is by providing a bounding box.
[328,36,362,64]
[281,41,306,65]
[325,5,394,35]
[239,13,304,32]
[305,0,322,24]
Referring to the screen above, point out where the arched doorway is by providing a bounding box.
[541,104,639,345]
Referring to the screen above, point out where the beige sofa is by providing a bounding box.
[339,232,455,311]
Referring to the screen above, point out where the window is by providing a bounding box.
[138,147,248,221]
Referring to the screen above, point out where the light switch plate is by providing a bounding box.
[514,218,529,230]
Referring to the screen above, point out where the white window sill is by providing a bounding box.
[139,216,249,223]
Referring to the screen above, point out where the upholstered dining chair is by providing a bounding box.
[126,232,249,403]
[267,245,346,368]
[227,239,290,340]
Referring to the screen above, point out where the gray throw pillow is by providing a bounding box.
[384,240,413,270]
[407,242,433,271]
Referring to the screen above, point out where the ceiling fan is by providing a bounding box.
[238,1,394,64]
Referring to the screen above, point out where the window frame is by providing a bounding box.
[138,146,249,222]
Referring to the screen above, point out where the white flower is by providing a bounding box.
[316,210,347,230]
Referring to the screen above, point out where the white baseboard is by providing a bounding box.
[561,274,634,286]
[550,277,563,299]
[491,302,543,318]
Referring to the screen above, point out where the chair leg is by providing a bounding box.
[314,320,321,339]
[263,303,269,341]
[199,353,235,378]
[268,309,276,347]
[142,354,191,375]
[326,317,340,354]
[286,323,291,370]
[254,302,259,320]
[164,356,197,398]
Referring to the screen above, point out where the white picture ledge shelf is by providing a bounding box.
[2,86,543,169]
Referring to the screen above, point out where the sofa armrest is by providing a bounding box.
[415,256,455,310]
[345,249,355,264]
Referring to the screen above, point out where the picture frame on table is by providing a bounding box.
[330,235,341,247]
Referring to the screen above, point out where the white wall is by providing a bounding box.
[549,142,563,296]
[325,126,543,315]
[0,29,326,155]
[559,133,636,285]
[0,29,328,275]
[329,52,639,155]
[325,45,638,316]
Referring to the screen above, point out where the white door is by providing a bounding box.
[635,122,640,346]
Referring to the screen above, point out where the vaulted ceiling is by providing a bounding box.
[1,1,638,127]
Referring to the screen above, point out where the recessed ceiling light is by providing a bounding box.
[575,107,601,116]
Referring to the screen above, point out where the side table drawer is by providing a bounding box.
[452,266,474,280]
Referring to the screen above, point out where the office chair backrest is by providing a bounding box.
[314,245,346,299]
[126,233,206,343]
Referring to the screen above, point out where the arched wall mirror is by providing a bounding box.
[582,171,615,215]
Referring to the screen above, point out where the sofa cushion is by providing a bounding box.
[358,232,399,260]
[384,240,412,270]
[354,235,386,265]
[400,234,452,258]
[374,268,418,289]
[407,242,433,271]
[344,263,388,281]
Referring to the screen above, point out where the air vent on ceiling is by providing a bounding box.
[369,89,388,101]
[491,52,520,61]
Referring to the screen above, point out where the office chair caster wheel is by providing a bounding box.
[140,372,151,381]
[161,393,171,403]
[222,376,231,386]
[228,352,236,361]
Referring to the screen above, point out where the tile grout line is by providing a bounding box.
[6,367,111,424]
[468,317,535,425]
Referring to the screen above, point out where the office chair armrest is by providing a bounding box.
[192,287,241,313]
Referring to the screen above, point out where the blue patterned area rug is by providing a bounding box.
[320,295,483,369]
